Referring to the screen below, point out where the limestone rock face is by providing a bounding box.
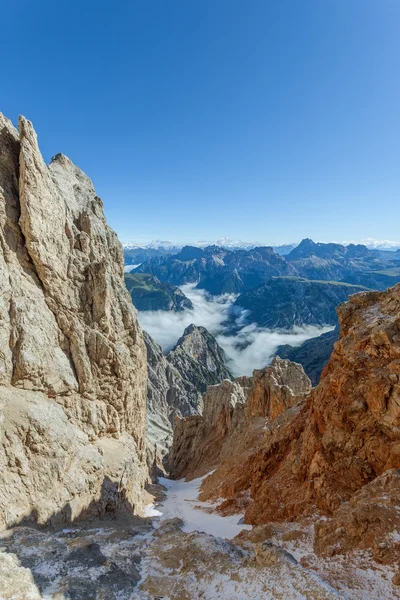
[145,325,234,474]
[250,283,400,522]
[167,324,233,413]
[169,376,252,479]
[0,113,147,528]
[168,357,309,481]
[248,357,311,420]
[144,331,174,473]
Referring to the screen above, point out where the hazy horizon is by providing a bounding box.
[121,235,400,249]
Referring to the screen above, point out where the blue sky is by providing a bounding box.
[2,1,400,244]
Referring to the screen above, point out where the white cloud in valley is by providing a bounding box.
[138,284,333,377]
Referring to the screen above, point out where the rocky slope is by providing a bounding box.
[275,326,340,385]
[170,282,400,566]
[0,113,147,528]
[124,272,193,311]
[233,277,367,328]
[0,511,348,600]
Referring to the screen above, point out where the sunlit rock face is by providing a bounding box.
[0,113,147,528]
[168,357,310,482]
[247,356,312,420]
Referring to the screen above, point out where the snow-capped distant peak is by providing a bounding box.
[122,237,400,253]
[122,238,286,251]
[342,238,400,250]
[123,240,179,250]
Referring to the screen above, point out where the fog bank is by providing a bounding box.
[138,284,333,377]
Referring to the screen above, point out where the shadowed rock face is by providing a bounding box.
[0,113,147,528]
[167,324,233,401]
[169,376,253,480]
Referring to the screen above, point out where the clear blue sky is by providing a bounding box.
[2,1,400,244]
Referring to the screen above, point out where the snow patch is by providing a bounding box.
[155,475,252,539]
[143,503,163,518]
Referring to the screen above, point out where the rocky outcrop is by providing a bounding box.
[166,324,233,412]
[248,357,312,419]
[171,283,400,541]
[145,325,233,473]
[275,326,340,385]
[233,277,368,329]
[124,272,193,311]
[169,357,310,481]
[314,469,400,565]
[0,113,147,528]
[169,376,252,479]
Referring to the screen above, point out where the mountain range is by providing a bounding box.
[124,237,400,253]
[131,238,400,297]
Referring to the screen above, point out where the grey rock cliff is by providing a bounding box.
[144,325,233,470]
[166,324,233,410]
[0,113,147,528]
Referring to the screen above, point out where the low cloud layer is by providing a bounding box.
[138,284,333,377]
